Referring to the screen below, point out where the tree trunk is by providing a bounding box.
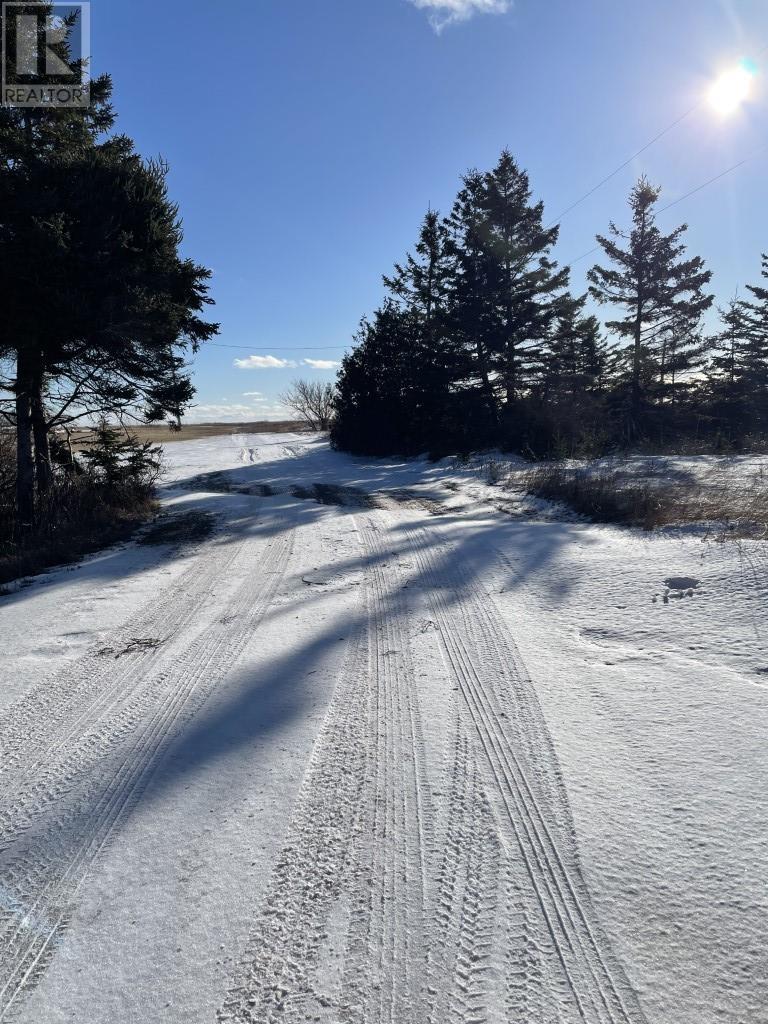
[476,340,498,426]
[31,387,53,494]
[631,214,648,433]
[15,356,35,535]
[504,337,515,406]
[631,306,643,427]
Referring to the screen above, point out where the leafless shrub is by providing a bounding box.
[485,458,504,485]
[139,510,216,546]
[0,427,161,585]
[279,380,335,432]
[0,429,14,535]
[523,459,768,535]
[524,464,665,528]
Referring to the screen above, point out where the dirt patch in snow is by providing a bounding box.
[139,510,216,546]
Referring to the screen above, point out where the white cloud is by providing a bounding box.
[408,0,511,31]
[185,401,289,423]
[242,391,262,397]
[303,358,340,370]
[233,355,297,369]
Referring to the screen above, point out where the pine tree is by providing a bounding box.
[739,254,768,432]
[479,150,571,408]
[0,9,217,529]
[707,269,768,439]
[332,303,423,455]
[588,177,713,434]
[0,2,114,526]
[383,209,459,444]
[445,169,498,433]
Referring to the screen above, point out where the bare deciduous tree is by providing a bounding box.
[280,380,335,431]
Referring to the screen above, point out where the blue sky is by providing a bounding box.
[94,0,768,421]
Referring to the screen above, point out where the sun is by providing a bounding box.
[708,60,757,116]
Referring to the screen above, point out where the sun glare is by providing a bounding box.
[708,60,757,116]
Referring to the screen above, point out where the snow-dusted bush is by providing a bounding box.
[523,459,767,536]
[0,425,162,584]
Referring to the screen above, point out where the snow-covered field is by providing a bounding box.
[0,432,766,1024]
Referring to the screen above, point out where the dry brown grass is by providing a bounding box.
[0,426,161,586]
[523,460,768,536]
[61,420,308,449]
[0,479,157,586]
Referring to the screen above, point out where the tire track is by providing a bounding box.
[426,728,502,1024]
[217,520,432,1024]
[217,620,370,1023]
[0,531,293,1022]
[0,528,257,850]
[0,524,247,792]
[405,527,647,1024]
[345,523,430,1024]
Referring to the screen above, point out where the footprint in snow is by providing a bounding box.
[653,576,701,604]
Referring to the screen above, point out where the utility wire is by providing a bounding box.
[548,103,701,227]
[565,143,767,268]
[657,145,768,213]
[205,147,764,358]
[206,343,346,351]
[550,41,768,228]
[208,66,767,354]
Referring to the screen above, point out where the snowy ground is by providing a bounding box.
[0,432,766,1024]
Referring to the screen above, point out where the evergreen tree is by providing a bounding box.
[739,254,768,432]
[648,318,711,408]
[588,177,713,434]
[709,300,744,394]
[542,311,610,400]
[444,151,577,448]
[383,209,459,444]
[707,271,768,440]
[332,303,423,455]
[445,169,498,434]
[383,209,453,343]
[0,9,217,529]
[0,2,115,526]
[479,150,571,407]
[520,310,614,456]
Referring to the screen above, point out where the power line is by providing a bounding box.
[658,146,768,214]
[564,144,767,268]
[207,112,767,353]
[207,343,347,351]
[548,102,701,227]
[549,43,768,228]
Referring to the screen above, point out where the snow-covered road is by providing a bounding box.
[0,434,766,1023]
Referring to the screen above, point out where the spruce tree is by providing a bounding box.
[0,9,217,529]
[739,254,768,432]
[0,2,114,526]
[479,150,571,407]
[709,300,744,395]
[652,322,710,407]
[445,169,498,433]
[332,303,422,455]
[527,310,614,455]
[543,311,610,399]
[588,177,713,435]
[383,209,458,445]
[707,269,768,440]
[383,209,453,343]
[444,151,576,447]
